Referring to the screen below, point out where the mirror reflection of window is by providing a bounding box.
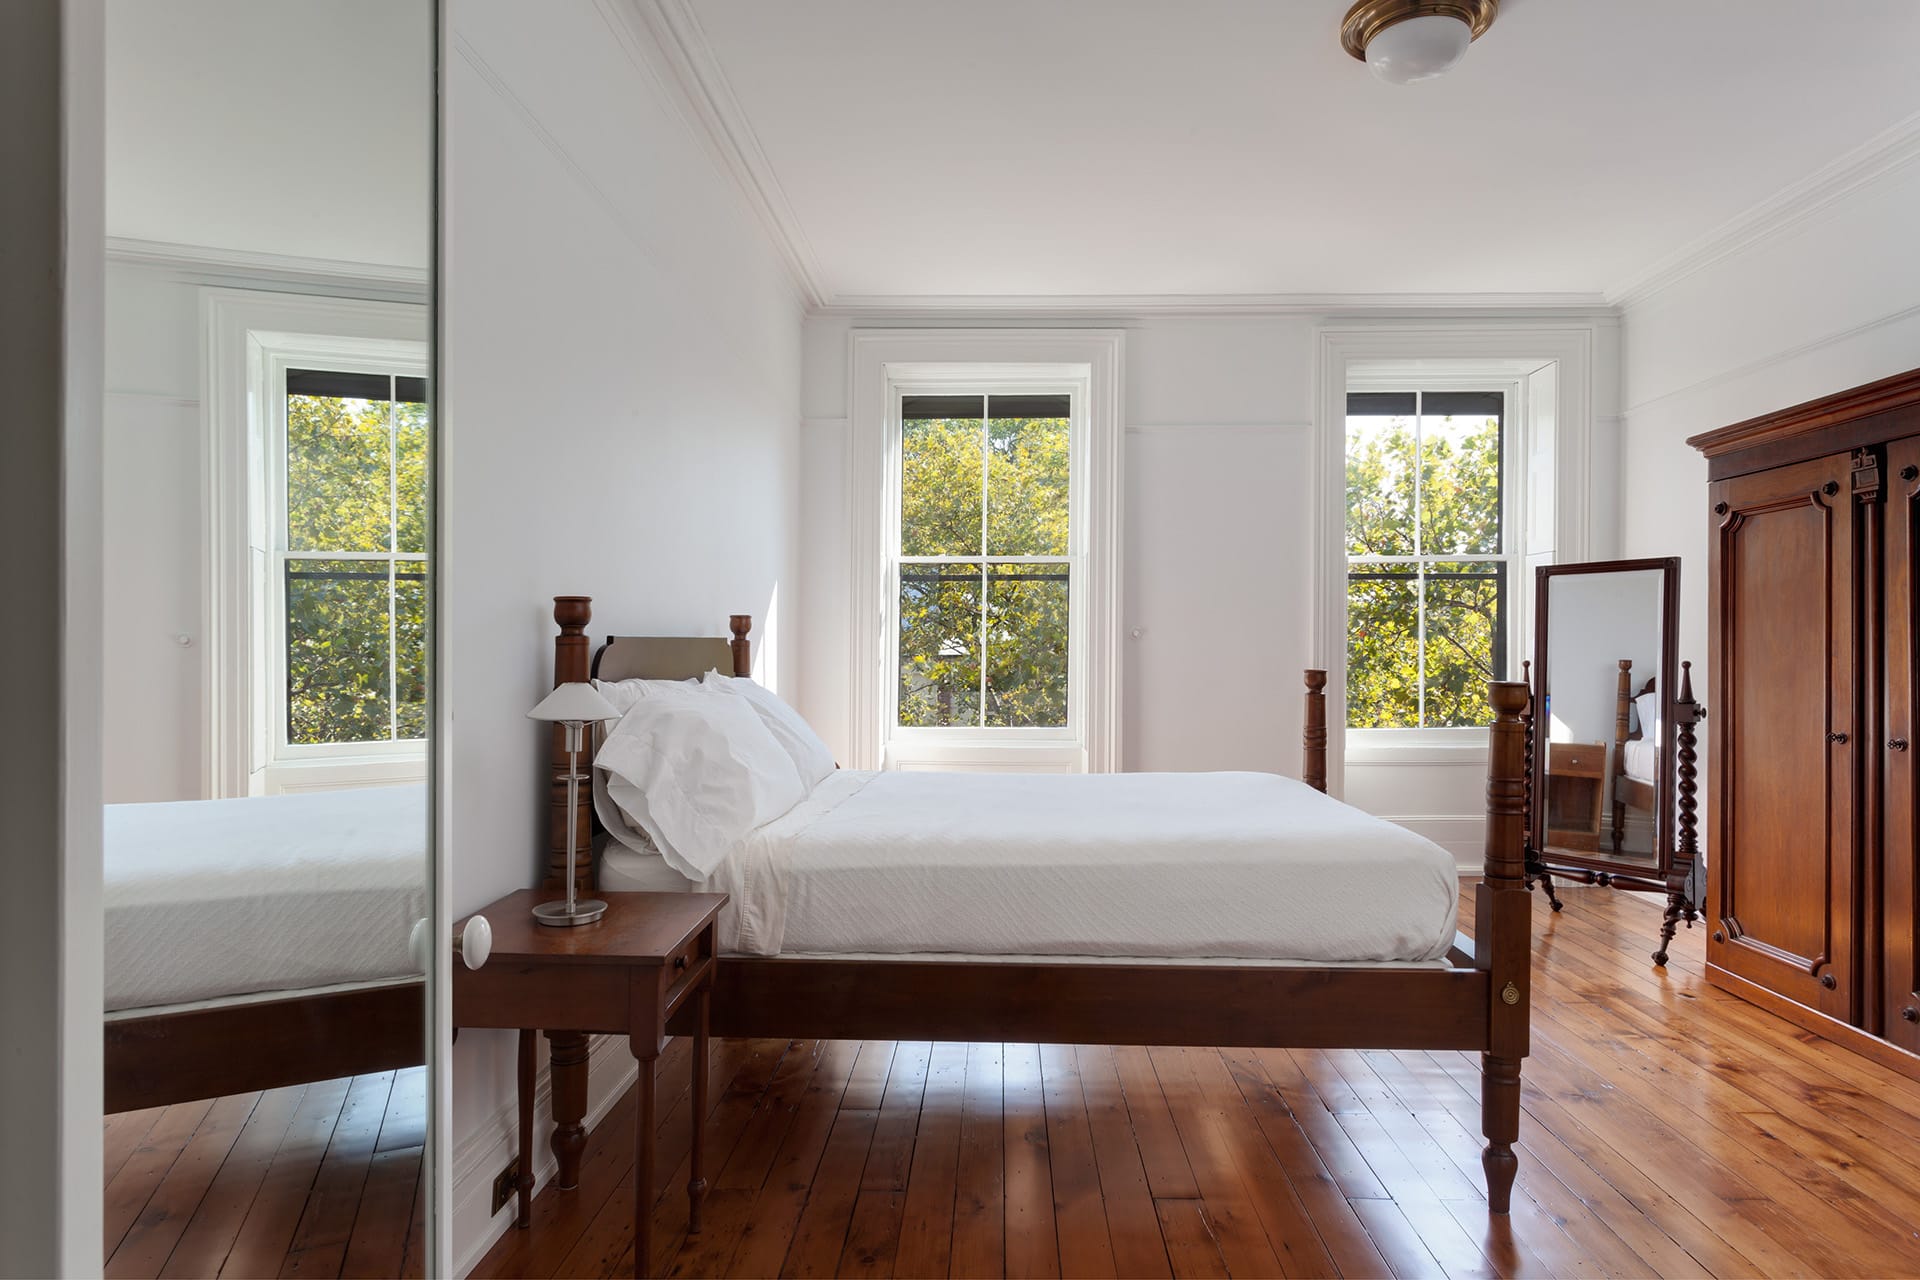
[101,2,434,1274]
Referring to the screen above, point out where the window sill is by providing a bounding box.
[885,737,1086,774]
[1346,731,1490,767]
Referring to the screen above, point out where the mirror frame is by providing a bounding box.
[1531,556,1682,881]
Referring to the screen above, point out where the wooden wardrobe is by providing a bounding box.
[1690,368,1920,1075]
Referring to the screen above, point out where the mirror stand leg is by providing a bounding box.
[1653,890,1686,967]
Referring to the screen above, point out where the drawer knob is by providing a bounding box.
[1904,1007,1919,1023]
[1904,465,1919,482]
[1892,738,1910,752]
[1712,931,1725,943]
[1821,973,1838,990]
[1827,731,1849,744]
[673,955,688,972]
[1713,501,1730,515]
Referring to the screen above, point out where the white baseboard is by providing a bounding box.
[453,1033,638,1278]
[1382,814,1487,872]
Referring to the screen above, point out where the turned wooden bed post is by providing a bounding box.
[730,614,752,678]
[546,596,595,1190]
[1480,679,1532,1213]
[1302,669,1328,792]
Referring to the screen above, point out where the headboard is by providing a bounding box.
[545,596,751,895]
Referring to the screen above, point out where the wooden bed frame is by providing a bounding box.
[1611,659,1658,854]
[105,981,422,1113]
[540,596,1532,1211]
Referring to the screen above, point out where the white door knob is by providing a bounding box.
[408,914,493,971]
[456,914,492,970]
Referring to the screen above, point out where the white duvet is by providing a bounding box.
[1621,738,1659,785]
[104,786,427,1012]
[638,770,1459,963]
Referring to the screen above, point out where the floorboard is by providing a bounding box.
[111,885,1920,1278]
[467,885,1920,1278]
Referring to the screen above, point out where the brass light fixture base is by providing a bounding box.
[1340,0,1499,62]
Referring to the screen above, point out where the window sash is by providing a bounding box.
[890,383,1081,741]
[273,367,428,757]
[1344,388,1512,730]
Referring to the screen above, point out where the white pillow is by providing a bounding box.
[593,675,692,715]
[593,681,805,879]
[701,671,837,789]
[1634,690,1661,740]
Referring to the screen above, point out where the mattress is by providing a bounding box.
[1622,739,1659,786]
[603,770,1458,963]
[104,785,428,1012]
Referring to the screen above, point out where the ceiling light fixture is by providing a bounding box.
[1341,0,1498,85]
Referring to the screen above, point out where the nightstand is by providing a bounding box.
[1545,740,1607,853]
[453,889,726,1279]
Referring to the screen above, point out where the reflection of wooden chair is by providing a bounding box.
[1611,659,1658,853]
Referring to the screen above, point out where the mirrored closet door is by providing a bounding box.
[101,2,440,1274]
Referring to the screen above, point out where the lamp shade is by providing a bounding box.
[527,681,622,724]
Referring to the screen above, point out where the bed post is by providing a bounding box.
[1480,679,1531,1213]
[1303,669,1328,792]
[730,614,753,678]
[547,595,594,1191]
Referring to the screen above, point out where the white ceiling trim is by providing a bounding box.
[105,236,428,299]
[613,0,829,309]
[1606,107,1920,311]
[817,292,1613,318]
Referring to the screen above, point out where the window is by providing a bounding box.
[277,369,429,752]
[896,393,1073,731]
[1345,390,1510,730]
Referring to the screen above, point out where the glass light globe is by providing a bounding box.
[1366,13,1473,84]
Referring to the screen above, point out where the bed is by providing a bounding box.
[529,596,1533,1213]
[1610,659,1659,856]
[103,786,427,1113]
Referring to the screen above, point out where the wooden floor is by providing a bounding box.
[102,1066,425,1278]
[469,884,1920,1279]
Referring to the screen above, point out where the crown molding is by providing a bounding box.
[815,291,1613,319]
[611,0,828,309]
[105,236,427,300]
[1607,108,1920,311]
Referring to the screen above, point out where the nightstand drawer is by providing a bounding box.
[1549,742,1605,776]
[661,925,713,1010]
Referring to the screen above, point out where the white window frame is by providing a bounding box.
[849,330,1123,773]
[1312,321,1613,796]
[204,289,429,796]
[1344,374,1526,757]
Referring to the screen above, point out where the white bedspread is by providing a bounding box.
[104,786,427,1012]
[1622,739,1659,785]
[633,770,1457,962]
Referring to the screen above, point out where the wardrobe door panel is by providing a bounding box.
[1708,452,1858,1021]
[1885,436,1920,1052]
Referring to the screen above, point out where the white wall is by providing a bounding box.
[1,0,104,1273]
[440,0,802,1268]
[1620,152,1920,673]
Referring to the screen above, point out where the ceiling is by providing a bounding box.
[683,0,1920,304]
[106,0,432,269]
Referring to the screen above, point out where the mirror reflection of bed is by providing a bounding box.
[1539,567,1665,866]
[100,2,434,1274]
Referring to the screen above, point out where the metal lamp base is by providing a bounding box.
[532,897,608,927]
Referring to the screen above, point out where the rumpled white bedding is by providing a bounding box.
[104,786,427,1012]
[604,769,1458,963]
[1622,739,1659,785]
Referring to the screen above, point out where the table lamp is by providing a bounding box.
[527,681,622,926]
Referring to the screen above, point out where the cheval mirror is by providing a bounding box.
[1529,557,1703,965]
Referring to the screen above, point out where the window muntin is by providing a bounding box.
[896,392,1073,730]
[1346,390,1507,729]
[279,369,429,750]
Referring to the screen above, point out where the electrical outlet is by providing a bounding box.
[491,1158,521,1216]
